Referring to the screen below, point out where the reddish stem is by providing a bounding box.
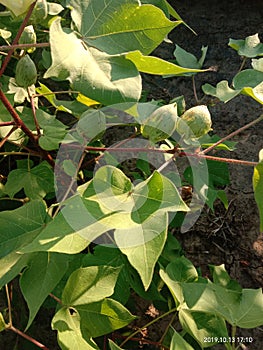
[0,126,17,148]
[0,42,50,51]
[0,121,16,126]
[8,325,49,350]
[0,1,37,77]
[181,152,258,166]
[49,293,62,305]
[0,89,55,167]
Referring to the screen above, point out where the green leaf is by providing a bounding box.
[183,283,263,328]
[0,252,30,289]
[126,51,209,75]
[62,266,121,306]
[199,134,236,151]
[68,0,179,55]
[37,109,67,150]
[253,160,263,232]
[5,161,54,199]
[241,82,263,105]
[233,69,263,89]
[44,18,141,105]
[52,307,100,350]
[116,213,167,289]
[79,298,135,337]
[20,252,69,330]
[82,246,130,304]
[0,200,47,259]
[109,339,124,350]
[173,44,208,70]
[179,309,228,348]
[202,80,241,103]
[170,328,194,350]
[229,33,263,58]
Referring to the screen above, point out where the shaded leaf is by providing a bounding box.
[20,252,69,330]
[170,328,194,350]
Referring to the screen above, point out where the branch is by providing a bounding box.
[0,1,37,77]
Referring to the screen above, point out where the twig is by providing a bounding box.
[0,1,37,77]
[0,126,18,148]
[0,42,50,51]
[0,88,55,167]
[7,325,49,350]
[201,114,263,155]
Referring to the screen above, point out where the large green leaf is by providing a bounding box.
[44,18,141,105]
[67,0,179,55]
[79,298,135,337]
[182,283,263,328]
[62,266,121,306]
[253,160,263,232]
[233,69,263,89]
[5,161,54,199]
[20,252,69,330]
[109,340,124,350]
[116,213,167,289]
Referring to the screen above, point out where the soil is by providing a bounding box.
[140,0,263,348]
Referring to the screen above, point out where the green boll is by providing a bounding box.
[19,25,36,53]
[141,103,179,143]
[176,105,212,139]
[15,54,37,88]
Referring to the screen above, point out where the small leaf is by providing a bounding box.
[228,33,263,58]
[37,109,67,150]
[126,51,209,76]
[202,80,241,103]
[5,161,54,199]
[173,44,208,70]
[0,312,6,332]
[109,339,124,350]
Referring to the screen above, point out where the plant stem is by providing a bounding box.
[0,42,50,51]
[231,325,237,350]
[0,1,37,77]
[119,307,177,347]
[192,75,199,103]
[0,126,17,148]
[201,114,263,155]
[5,284,12,326]
[0,89,55,167]
[0,121,16,126]
[8,325,49,350]
[182,152,258,166]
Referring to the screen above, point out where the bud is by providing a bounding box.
[177,105,212,139]
[141,103,179,143]
[15,54,37,88]
[19,25,36,53]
